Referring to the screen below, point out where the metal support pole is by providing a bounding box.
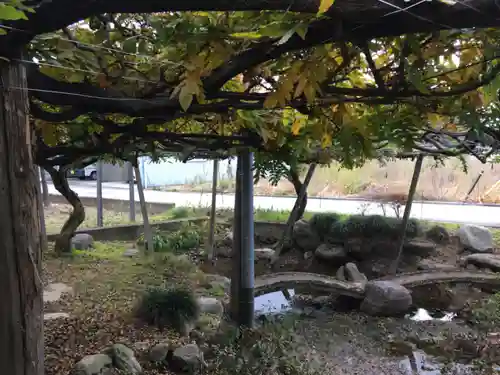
[96,160,103,227]
[207,159,219,261]
[128,162,135,222]
[230,156,242,322]
[238,149,255,327]
[390,154,424,275]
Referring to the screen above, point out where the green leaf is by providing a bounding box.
[317,0,335,15]
[276,28,295,46]
[0,28,6,36]
[0,4,27,21]
[122,38,137,54]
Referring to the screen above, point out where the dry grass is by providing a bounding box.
[168,156,500,203]
[44,204,204,234]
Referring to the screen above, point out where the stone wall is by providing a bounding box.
[48,194,174,215]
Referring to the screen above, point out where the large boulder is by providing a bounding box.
[403,239,437,257]
[197,297,224,316]
[314,243,348,262]
[71,233,94,250]
[461,253,500,271]
[168,343,205,373]
[74,354,113,375]
[457,224,494,253]
[292,220,320,252]
[150,342,171,363]
[344,262,368,284]
[360,281,412,316]
[426,225,451,245]
[254,247,275,261]
[417,259,457,271]
[105,344,141,375]
[203,274,230,293]
[336,266,346,281]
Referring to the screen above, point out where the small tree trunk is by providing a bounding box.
[271,163,316,264]
[288,167,308,220]
[0,57,44,375]
[134,165,153,253]
[389,154,424,275]
[46,166,85,254]
[207,159,219,261]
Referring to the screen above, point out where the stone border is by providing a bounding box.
[48,194,175,215]
[46,219,287,242]
[47,217,209,242]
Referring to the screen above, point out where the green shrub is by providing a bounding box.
[329,215,422,239]
[163,226,202,252]
[136,225,202,253]
[135,287,199,332]
[137,230,170,252]
[168,207,191,219]
[309,213,342,239]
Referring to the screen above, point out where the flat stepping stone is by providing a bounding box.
[44,312,70,321]
[43,283,72,303]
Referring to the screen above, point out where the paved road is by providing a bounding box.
[45,179,500,227]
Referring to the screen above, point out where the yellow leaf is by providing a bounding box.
[318,0,335,15]
[263,93,278,108]
[321,133,332,148]
[427,113,443,128]
[444,123,457,131]
[178,85,194,111]
[294,76,308,98]
[291,120,303,135]
[303,84,316,104]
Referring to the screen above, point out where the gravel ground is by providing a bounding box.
[278,310,477,375]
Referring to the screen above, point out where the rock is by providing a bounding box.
[314,243,348,262]
[254,247,275,261]
[466,263,478,271]
[133,341,150,352]
[457,224,494,253]
[197,297,224,316]
[292,220,320,252]
[426,225,451,244]
[150,342,171,362]
[303,251,313,260]
[74,354,113,375]
[43,312,70,320]
[360,281,412,316]
[336,266,346,281]
[403,239,437,256]
[344,262,368,284]
[344,238,371,259]
[168,343,205,373]
[462,253,500,271]
[71,233,94,250]
[221,231,233,247]
[105,344,141,375]
[123,248,139,257]
[417,259,457,271]
[203,274,230,293]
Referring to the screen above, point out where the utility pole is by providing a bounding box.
[96,160,103,227]
[230,149,255,327]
